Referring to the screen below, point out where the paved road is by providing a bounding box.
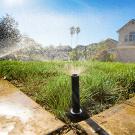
[79,97,135,135]
[0,79,65,135]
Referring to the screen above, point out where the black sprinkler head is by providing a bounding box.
[71,74,81,114]
[67,74,89,122]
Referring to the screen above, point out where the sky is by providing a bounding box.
[0,0,135,47]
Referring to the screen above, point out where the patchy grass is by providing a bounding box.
[0,60,135,120]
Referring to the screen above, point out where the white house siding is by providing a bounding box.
[118,20,135,46]
[116,46,135,62]
[116,20,135,62]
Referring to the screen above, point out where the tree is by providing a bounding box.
[76,27,80,45]
[0,14,21,48]
[70,26,75,47]
[69,50,78,61]
[94,50,114,62]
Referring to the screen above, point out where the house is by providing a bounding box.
[116,19,135,62]
[117,19,135,46]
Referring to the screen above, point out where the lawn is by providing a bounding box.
[0,60,135,121]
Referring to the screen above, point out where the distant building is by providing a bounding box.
[117,19,135,46]
[116,19,135,62]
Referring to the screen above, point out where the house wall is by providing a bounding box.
[116,46,135,62]
[118,22,135,46]
[116,21,135,62]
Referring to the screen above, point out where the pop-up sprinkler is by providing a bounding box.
[67,73,89,122]
[71,74,82,115]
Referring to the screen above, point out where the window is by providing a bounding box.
[129,34,132,41]
[129,32,135,41]
[125,32,135,42]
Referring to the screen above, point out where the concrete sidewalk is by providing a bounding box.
[79,97,135,135]
[0,79,65,135]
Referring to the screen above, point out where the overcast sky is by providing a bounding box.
[0,0,135,47]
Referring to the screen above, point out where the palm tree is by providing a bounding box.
[70,26,75,46]
[76,27,80,46]
[76,27,80,35]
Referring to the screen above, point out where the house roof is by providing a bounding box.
[117,19,135,33]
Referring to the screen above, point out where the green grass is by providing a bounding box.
[0,60,135,121]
